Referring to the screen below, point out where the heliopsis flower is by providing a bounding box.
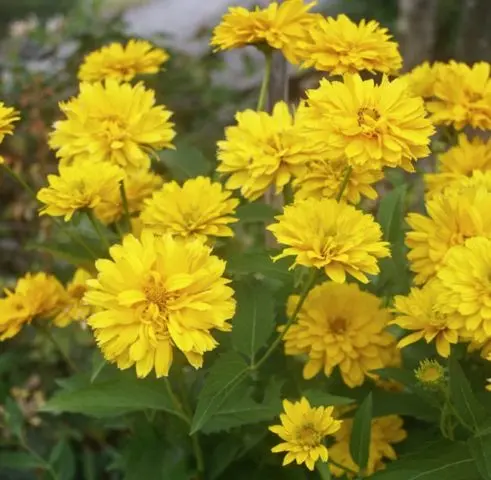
[300,74,434,171]
[414,359,445,387]
[0,102,19,143]
[392,283,461,357]
[49,80,175,170]
[210,0,316,63]
[268,198,389,283]
[217,101,323,201]
[54,269,93,327]
[0,273,66,340]
[140,176,238,241]
[426,170,491,200]
[401,62,443,98]
[295,14,401,74]
[282,282,394,387]
[78,39,169,82]
[329,415,406,477]
[293,157,383,204]
[406,186,491,284]
[269,397,342,471]
[427,61,491,130]
[37,162,124,221]
[94,168,163,225]
[433,236,491,343]
[84,231,235,378]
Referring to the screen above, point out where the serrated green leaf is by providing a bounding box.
[303,390,355,408]
[191,353,249,434]
[232,280,275,362]
[158,141,212,181]
[468,432,491,480]
[226,251,292,283]
[350,392,372,471]
[236,202,278,224]
[377,185,407,243]
[449,357,486,431]
[0,452,47,470]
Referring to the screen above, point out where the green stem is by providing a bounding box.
[1,163,37,199]
[252,268,318,370]
[316,461,332,480]
[336,166,352,202]
[38,325,78,373]
[283,182,294,206]
[257,51,272,111]
[119,180,131,234]
[328,459,359,477]
[86,210,111,250]
[52,218,98,260]
[19,433,58,480]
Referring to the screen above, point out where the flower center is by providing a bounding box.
[141,276,175,339]
[69,284,86,300]
[357,107,381,135]
[144,281,170,312]
[295,423,322,448]
[330,316,347,334]
[100,115,129,148]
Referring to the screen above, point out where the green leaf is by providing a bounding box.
[49,440,75,480]
[43,372,180,418]
[448,357,487,431]
[158,141,212,181]
[0,452,47,470]
[236,202,278,224]
[232,280,275,362]
[372,390,440,422]
[316,461,332,480]
[303,389,355,408]
[226,251,292,283]
[377,185,407,243]
[191,352,249,434]
[468,432,491,479]
[350,392,373,471]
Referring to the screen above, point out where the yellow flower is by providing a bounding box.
[406,186,491,285]
[414,359,445,387]
[392,283,461,357]
[84,230,236,378]
[49,80,175,170]
[54,269,93,327]
[427,61,491,130]
[282,282,394,388]
[300,74,434,171]
[269,397,342,471]
[0,102,20,143]
[78,39,169,82]
[329,415,406,477]
[0,273,66,340]
[140,176,238,241]
[433,236,491,344]
[293,157,383,204]
[94,168,163,225]
[37,161,124,221]
[210,0,316,63]
[217,101,322,201]
[296,14,401,74]
[267,198,389,283]
[401,62,443,98]
[426,170,491,200]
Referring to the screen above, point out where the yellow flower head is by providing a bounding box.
[434,236,491,343]
[406,186,491,285]
[425,134,491,198]
[392,283,461,357]
[0,102,20,143]
[427,61,491,130]
[140,176,238,241]
[414,359,445,387]
[268,198,389,283]
[217,101,322,201]
[293,157,383,204]
[78,39,169,82]
[54,269,93,328]
[210,0,316,63]
[329,415,406,477]
[49,80,175,170]
[84,230,236,378]
[37,161,124,221]
[296,14,401,74]
[0,273,66,340]
[301,74,434,171]
[282,282,394,388]
[269,397,342,471]
[94,168,163,225]
[401,62,443,98]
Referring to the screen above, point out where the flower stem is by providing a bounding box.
[86,210,111,251]
[1,163,37,199]
[37,324,78,373]
[336,165,352,202]
[257,50,273,111]
[252,268,318,370]
[329,459,359,477]
[119,180,131,234]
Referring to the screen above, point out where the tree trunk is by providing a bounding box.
[457,0,491,63]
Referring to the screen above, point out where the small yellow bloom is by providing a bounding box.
[37,161,124,221]
[329,415,406,477]
[300,74,434,171]
[0,102,20,143]
[54,269,93,327]
[401,62,443,98]
[78,39,169,82]
[269,397,342,471]
[0,273,66,340]
[217,101,323,201]
[268,198,390,283]
[49,80,175,170]
[140,176,238,241]
[406,186,491,285]
[210,0,316,63]
[296,14,402,74]
[84,230,236,378]
[414,359,445,386]
[392,283,461,358]
[427,61,491,130]
[282,282,394,388]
